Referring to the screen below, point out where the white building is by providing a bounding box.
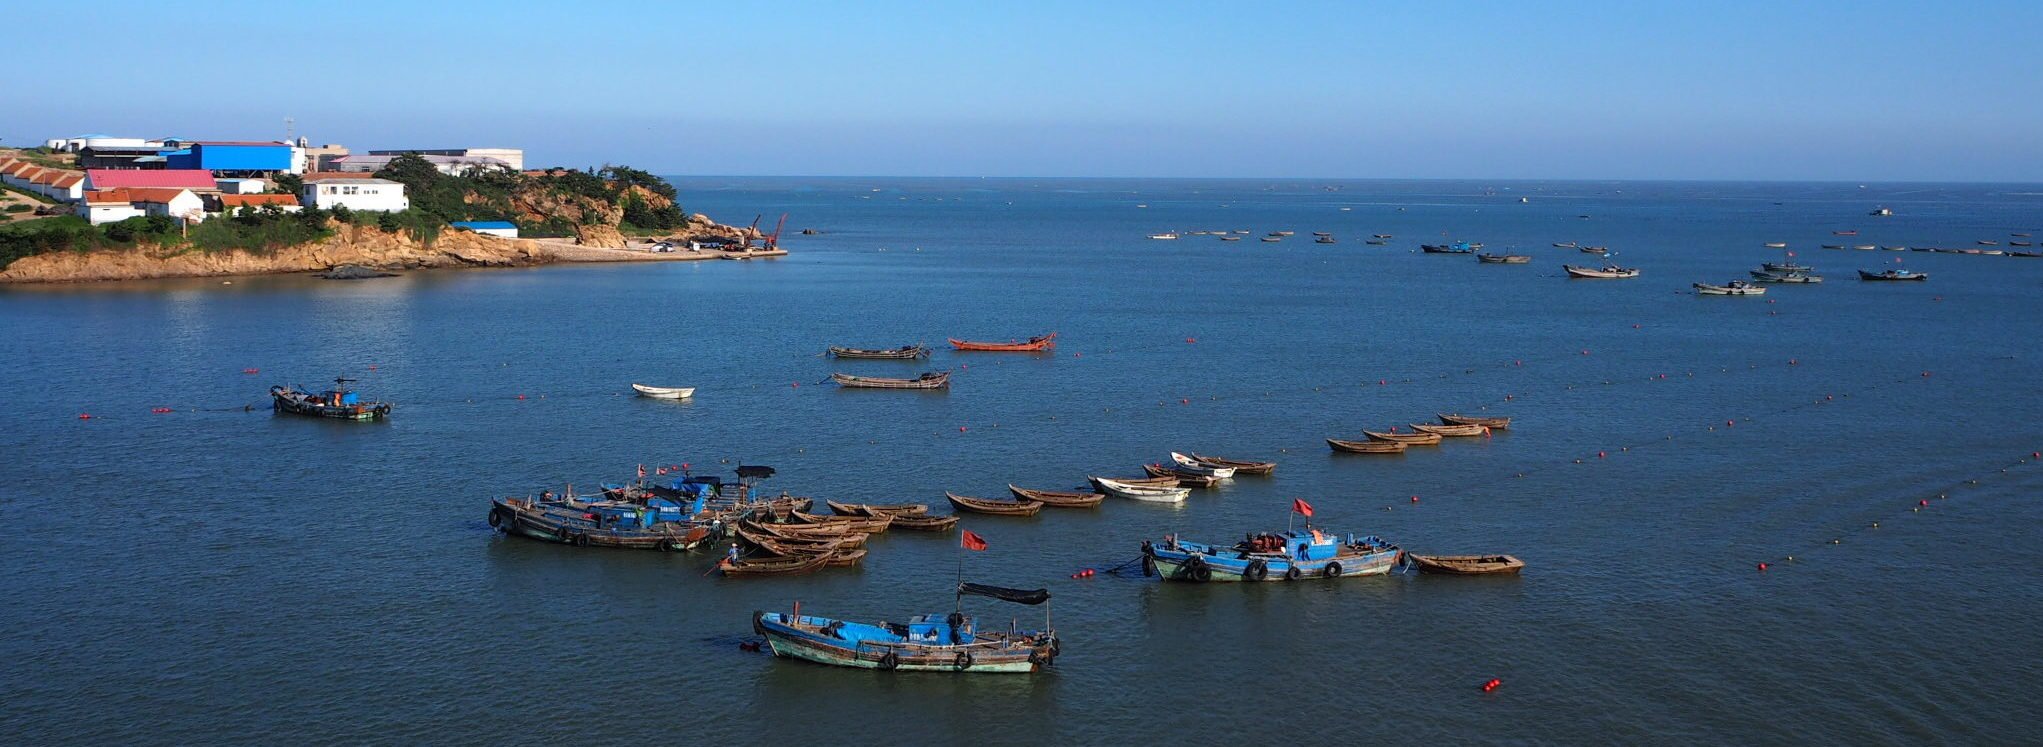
[327,153,510,175]
[130,188,208,223]
[79,190,146,225]
[300,177,409,212]
[215,178,270,194]
[367,148,523,171]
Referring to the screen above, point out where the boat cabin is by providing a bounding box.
[894,614,975,645]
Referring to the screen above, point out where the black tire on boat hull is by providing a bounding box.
[1285,566,1303,581]
[1323,562,1343,579]
[954,652,974,670]
[1244,559,1269,581]
[879,651,899,670]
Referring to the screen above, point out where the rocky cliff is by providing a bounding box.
[0,224,548,284]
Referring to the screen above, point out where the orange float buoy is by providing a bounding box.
[78,413,93,420]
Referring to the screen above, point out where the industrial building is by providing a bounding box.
[324,153,512,175]
[366,148,523,171]
[161,141,300,175]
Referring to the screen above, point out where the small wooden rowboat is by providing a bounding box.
[1187,454,1276,475]
[1858,269,1929,281]
[827,345,930,359]
[1168,452,1235,478]
[1327,438,1408,454]
[1087,475,1179,490]
[887,514,959,532]
[1694,281,1766,295]
[831,371,951,389]
[1144,463,1222,487]
[824,548,869,567]
[948,333,1056,352]
[1476,253,1531,264]
[1409,423,1486,437]
[631,383,696,399]
[790,512,893,533]
[1364,430,1442,445]
[1439,413,1510,429]
[719,552,833,578]
[827,500,930,517]
[1404,553,1526,575]
[1006,485,1105,508]
[744,521,871,546]
[946,492,1044,516]
[1092,478,1191,503]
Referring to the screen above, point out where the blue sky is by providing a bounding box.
[6,1,2040,180]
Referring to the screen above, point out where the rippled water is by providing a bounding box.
[3,178,2040,744]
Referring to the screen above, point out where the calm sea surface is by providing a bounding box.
[3,178,2041,745]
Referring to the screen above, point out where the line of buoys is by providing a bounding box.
[1481,678,1502,693]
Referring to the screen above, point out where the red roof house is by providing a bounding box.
[84,169,217,191]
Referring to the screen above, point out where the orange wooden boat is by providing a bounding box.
[948,333,1056,352]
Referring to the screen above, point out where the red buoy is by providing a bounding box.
[1597,451,1606,458]
[78,413,93,420]
[1481,678,1502,692]
[1580,349,1590,355]
[1410,495,1419,503]
[958,426,968,432]
[1180,398,1190,405]
[1185,337,1197,344]
[1757,562,1769,571]
[1918,499,1929,506]
[516,394,526,400]
[242,368,260,374]
[1922,371,1931,377]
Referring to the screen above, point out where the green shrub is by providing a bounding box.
[4,204,30,213]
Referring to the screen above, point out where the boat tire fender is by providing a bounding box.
[1284,566,1303,581]
[1244,559,1269,581]
[487,508,504,528]
[1140,555,1156,577]
[955,652,974,670]
[1189,564,1212,583]
[878,651,899,670]
[1323,562,1343,579]
[555,526,572,542]
[572,532,591,548]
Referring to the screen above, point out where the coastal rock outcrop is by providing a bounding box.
[0,224,547,284]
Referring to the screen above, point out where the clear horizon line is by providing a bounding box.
[646,173,2043,186]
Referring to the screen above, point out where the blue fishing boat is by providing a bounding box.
[1141,529,1400,582]
[1421,241,1476,254]
[270,377,391,420]
[489,477,724,551]
[752,583,1059,673]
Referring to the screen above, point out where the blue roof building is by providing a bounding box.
[162,142,294,173]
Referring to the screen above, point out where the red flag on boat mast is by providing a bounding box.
[961,530,988,551]
[637,463,646,479]
[1292,498,1314,517]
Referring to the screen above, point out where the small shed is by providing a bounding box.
[450,220,518,238]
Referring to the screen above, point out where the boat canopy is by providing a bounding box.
[957,582,1051,606]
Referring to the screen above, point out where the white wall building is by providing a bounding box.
[215,178,269,194]
[301,178,409,212]
[79,191,145,225]
[131,189,209,223]
[367,148,523,171]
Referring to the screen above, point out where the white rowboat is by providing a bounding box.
[1092,477,1191,503]
[631,383,696,399]
[1169,452,1236,478]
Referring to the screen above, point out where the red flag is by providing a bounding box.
[1292,498,1314,517]
[637,463,646,479]
[961,530,988,551]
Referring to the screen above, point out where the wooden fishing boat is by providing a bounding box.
[1833,230,1858,236]
[1314,236,1337,244]
[270,378,392,420]
[1363,429,1442,445]
[1143,531,1401,582]
[1144,463,1221,487]
[490,497,724,552]
[790,511,892,533]
[1694,281,1766,295]
[1439,413,1510,429]
[1750,270,1823,283]
[1404,553,1526,575]
[1364,239,1388,245]
[947,333,1056,352]
[1186,454,1276,475]
[736,526,851,558]
[1092,478,1191,503]
[1761,262,1814,273]
[1327,438,1407,454]
[1410,422,1486,437]
[1374,234,1393,239]
[887,514,959,532]
[1552,241,1578,248]
[1764,242,1788,248]
[1858,269,1929,281]
[827,345,931,360]
[827,500,930,517]
[1421,242,1475,254]
[1006,485,1106,507]
[2010,251,2043,258]
[1087,475,1179,490]
[1578,246,1608,254]
[1168,452,1236,478]
[1260,236,1281,243]
[630,383,696,399]
[719,552,833,578]
[831,371,951,389]
[1477,253,1531,263]
[1563,264,1640,279]
[946,492,1044,516]
[744,520,870,544]
[823,548,868,567]
[752,584,1058,673]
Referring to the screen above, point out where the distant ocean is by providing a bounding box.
[2,178,2039,744]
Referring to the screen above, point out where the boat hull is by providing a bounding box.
[1146,545,1400,582]
[753,612,1050,674]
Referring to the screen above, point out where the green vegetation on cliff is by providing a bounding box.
[0,154,690,270]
